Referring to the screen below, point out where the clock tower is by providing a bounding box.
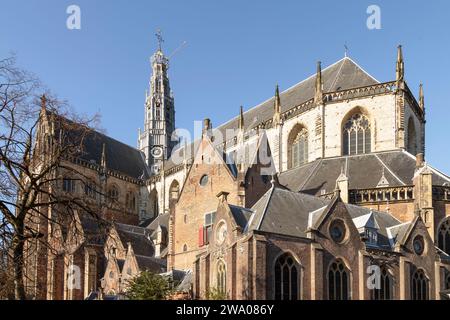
[138,30,176,174]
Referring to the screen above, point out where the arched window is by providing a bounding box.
[108,185,119,200]
[150,189,159,216]
[370,266,393,300]
[342,113,371,156]
[445,271,450,290]
[274,253,300,300]
[411,269,429,300]
[126,191,136,212]
[217,260,226,295]
[438,218,450,255]
[407,117,417,155]
[169,180,180,214]
[328,259,350,300]
[288,126,308,169]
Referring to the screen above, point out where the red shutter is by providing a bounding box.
[198,226,204,247]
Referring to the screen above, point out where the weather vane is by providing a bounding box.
[155,28,164,51]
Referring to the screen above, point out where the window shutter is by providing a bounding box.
[198,226,204,247]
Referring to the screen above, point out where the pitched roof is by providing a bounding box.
[45,110,149,180]
[217,57,378,134]
[228,205,253,229]
[279,150,450,195]
[165,57,378,171]
[79,130,149,180]
[115,223,154,257]
[247,187,402,250]
[134,255,166,273]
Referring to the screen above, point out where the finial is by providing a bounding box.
[344,44,349,58]
[239,105,244,131]
[40,94,47,110]
[314,61,323,105]
[419,83,425,111]
[273,85,281,125]
[155,28,164,51]
[101,143,107,169]
[396,45,404,84]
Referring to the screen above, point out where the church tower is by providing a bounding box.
[138,30,176,174]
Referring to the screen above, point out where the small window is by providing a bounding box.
[63,178,75,193]
[329,220,346,243]
[413,236,425,255]
[199,175,209,187]
[109,271,114,279]
[183,244,188,252]
[204,212,216,245]
[184,214,187,224]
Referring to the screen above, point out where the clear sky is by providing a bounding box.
[1,0,450,173]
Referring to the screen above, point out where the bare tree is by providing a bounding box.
[0,56,110,300]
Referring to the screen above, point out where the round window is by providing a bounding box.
[329,220,346,243]
[199,174,209,187]
[413,235,425,255]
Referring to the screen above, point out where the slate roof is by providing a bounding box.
[134,255,166,273]
[218,57,377,134]
[228,205,253,229]
[79,130,149,180]
[164,57,378,171]
[246,187,403,250]
[115,223,154,257]
[46,110,149,180]
[279,150,450,195]
[145,212,170,235]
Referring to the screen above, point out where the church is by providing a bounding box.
[25,39,450,300]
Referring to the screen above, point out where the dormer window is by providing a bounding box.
[364,228,378,245]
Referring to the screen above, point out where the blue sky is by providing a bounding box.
[1,0,450,173]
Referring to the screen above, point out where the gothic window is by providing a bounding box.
[342,113,371,156]
[183,244,188,252]
[84,183,97,199]
[63,177,75,193]
[126,192,136,212]
[150,189,159,216]
[274,253,300,300]
[370,267,393,300]
[88,254,97,292]
[407,117,417,155]
[328,259,350,300]
[169,180,180,214]
[411,269,429,300]
[108,185,119,200]
[445,271,450,290]
[438,218,450,255]
[288,126,308,169]
[217,260,226,295]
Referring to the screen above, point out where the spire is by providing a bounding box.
[40,94,47,111]
[273,85,281,125]
[155,28,164,52]
[238,105,244,131]
[419,83,425,111]
[314,61,323,105]
[396,45,405,85]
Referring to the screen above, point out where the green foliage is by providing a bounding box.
[204,287,227,300]
[125,271,173,300]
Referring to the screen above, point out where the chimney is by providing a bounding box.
[216,191,230,203]
[416,153,424,168]
[202,118,212,138]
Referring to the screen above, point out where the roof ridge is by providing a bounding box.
[216,57,352,130]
